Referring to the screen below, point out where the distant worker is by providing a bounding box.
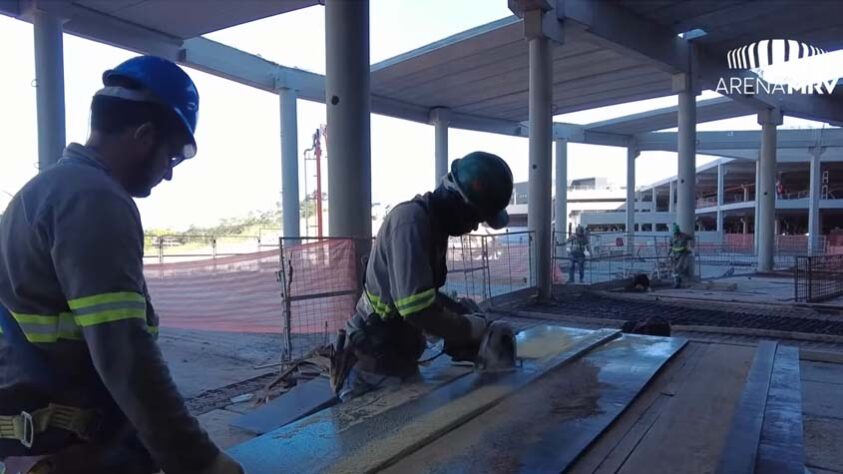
[669,223,694,288]
[331,152,514,400]
[567,225,591,283]
[0,57,242,473]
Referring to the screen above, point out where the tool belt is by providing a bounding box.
[0,404,99,449]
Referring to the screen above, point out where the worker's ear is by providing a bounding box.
[132,122,157,153]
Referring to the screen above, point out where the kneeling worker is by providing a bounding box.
[333,152,514,400]
[0,57,242,473]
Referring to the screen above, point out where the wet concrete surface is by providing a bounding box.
[158,328,281,399]
[228,326,620,473]
[382,334,686,473]
[523,293,843,336]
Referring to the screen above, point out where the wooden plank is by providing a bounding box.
[804,415,843,473]
[715,341,778,474]
[756,345,805,473]
[801,360,843,385]
[229,327,620,474]
[196,409,256,450]
[617,343,756,474]
[381,334,687,474]
[569,343,708,474]
[229,377,337,435]
[802,380,843,418]
[800,350,843,365]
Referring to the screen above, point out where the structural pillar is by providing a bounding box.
[651,187,658,232]
[757,109,782,272]
[525,10,554,300]
[430,108,451,186]
[325,0,372,244]
[716,163,725,243]
[626,145,638,253]
[33,9,66,171]
[808,146,825,254]
[668,180,675,213]
[752,157,761,250]
[674,73,698,245]
[554,139,568,251]
[279,88,300,241]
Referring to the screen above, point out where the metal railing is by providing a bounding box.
[795,254,843,302]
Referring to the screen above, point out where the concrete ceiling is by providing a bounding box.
[371,16,674,123]
[68,0,318,38]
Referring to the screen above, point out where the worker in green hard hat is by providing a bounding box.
[669,223,693,288]
[331,151,514,400]
[567,225,591,283]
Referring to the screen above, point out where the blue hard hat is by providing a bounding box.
[102,56,199,159]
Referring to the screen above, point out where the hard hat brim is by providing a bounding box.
[485,210,509,230]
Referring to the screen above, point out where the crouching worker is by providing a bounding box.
[331,152,514,401]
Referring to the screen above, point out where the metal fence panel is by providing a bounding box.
[795,254,843,302]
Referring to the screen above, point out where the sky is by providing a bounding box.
[0,1,831,231]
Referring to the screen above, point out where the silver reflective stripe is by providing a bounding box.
[72,301,146,316]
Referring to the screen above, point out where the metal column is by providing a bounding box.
[675,74,697,242]
[325,0,372,243]
[717,163,724,243]
[757,109,782,272]
[431,108,451,186]
[33,9,66,171]
[279,88,300,241]
[752,157,761,250]
[668,180,675,213]
[555,139,568,252]
[808,147,824,254]
[626,146,638,253]
[526,23,553,300]
[651,187,658,232]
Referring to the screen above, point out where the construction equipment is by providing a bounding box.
[475,320,517,371]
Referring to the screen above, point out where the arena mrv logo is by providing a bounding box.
[716,39,840,95]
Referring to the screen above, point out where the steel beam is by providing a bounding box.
[626,145,638,253]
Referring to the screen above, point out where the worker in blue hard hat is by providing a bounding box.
[0,56,243,473]
[331,151,515,400]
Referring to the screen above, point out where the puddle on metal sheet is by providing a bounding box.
[515,325,594,360]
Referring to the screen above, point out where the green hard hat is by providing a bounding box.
[672,223,681,234]
[450,151,513,229]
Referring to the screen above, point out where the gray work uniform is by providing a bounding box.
[0,144,218,471]
[346,194,448,376]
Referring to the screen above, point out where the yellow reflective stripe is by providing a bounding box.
[395,289,436,317]
[9,313,54,325]
[74,308,146,328]
[9,312,82,343]
[394,288,435,310]
[68,292,145,311]
[366,291,392,317]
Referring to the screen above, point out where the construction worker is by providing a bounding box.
[669,223,693,288]
[567,225,591,283]
[0,57,243,473]
[333,152,514,401]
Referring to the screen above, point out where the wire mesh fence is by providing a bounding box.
[795,254,843,302]
[277,237,365,359]
[143,235,282,334]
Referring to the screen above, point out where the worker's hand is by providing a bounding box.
[204,452,245,474]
